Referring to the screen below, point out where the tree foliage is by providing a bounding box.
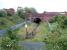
[17,7,37,19]
[24,7,37,14]
[17,8,25,19]
[0,10,7,17]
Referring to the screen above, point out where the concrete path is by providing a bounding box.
[19,42,47,50]
[0,21,30,36]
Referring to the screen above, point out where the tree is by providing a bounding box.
[17,7,25,19]
[30,8,37,14]
[0,10,7,17]
[7,8,15,16]
[24,7,37,14]
[24,7,38,20]
[17,7,37,19]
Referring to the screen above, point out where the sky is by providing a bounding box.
[0,0,67,13]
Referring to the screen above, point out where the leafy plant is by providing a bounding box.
[1,29,21,50]
[0,10,7,17]
[43,15,67,50]
[17,8,25,19]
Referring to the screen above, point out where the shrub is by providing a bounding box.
[0,10,7,17]
[1,29,21,50]
[43,15,67,50]
[17,9,25,19]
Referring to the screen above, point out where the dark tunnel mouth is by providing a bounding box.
[33,18,41,24]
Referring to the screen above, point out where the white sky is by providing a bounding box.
[0,0,67,13]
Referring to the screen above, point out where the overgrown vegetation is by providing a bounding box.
[43,15,67,50]
[0,29,22,50]
[1,7,67,50]
[0,15,23,29]
[0,7,37,29]
[21,15,67,50]
[0,10,7,17]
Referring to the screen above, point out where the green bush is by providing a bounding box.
[17,9,25,19]
[1,29,21,50]
[0,10,7,17]
[43,15,67,50]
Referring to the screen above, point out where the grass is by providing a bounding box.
[6,15,24,24]
[17,23,36,40]
[29,22,49,42]
[17,21,67,43]
[0,15,23,29]
[0,15,67,50]
[17,22,49,42]
[0,17,15,29]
